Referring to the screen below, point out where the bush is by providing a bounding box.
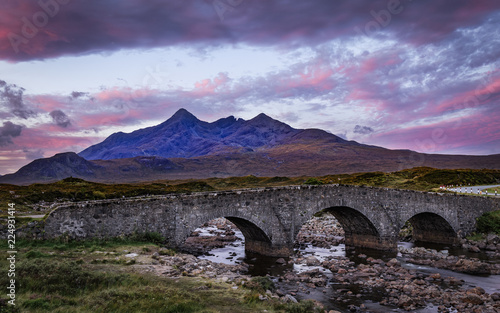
[158,248,176,256]
[265,176,290,183]
[92,191,106,199]
[129,232,165,245]
[283,300,321,313]
[304,178,323,185]
[273,299,323,313]
[244,276,275,293]
[25,250,50,259]
[476,210,500,235]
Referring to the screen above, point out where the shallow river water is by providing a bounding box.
[194,226,500,312]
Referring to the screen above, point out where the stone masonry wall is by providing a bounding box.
[41,185,500,256]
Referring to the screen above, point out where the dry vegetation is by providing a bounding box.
[2,167,500,218]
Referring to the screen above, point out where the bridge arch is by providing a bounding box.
[180,210,277,256]
[224,216,271,243]
[405,212,458,246]
[296,206,395,252]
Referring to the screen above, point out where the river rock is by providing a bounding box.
[486,234,499,244]
[429,273,441,280]
[387,258,400,267]
[490,293,500,301]
[462,292,484,305]
[453,259,492,275]
[469,245,481,253]
[284,294,298,303]
[485,244,497,251]
[305,256,320,266]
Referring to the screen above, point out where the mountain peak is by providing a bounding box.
[253,113,273,120]
[247,113,282,127]
[170,108,198,121]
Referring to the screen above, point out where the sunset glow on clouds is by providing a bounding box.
[0,0,499,173]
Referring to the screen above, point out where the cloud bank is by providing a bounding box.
[0,0,499,173]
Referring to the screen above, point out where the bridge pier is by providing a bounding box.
[245,239,292,257]
[412,229,459,246]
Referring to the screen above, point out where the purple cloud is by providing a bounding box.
[0,79,36,119]
[0,121,23,146]
[49,109,71,128]
[1,0,500,62]
[354,125,374,135]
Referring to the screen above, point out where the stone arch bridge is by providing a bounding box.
[44,185,500,257]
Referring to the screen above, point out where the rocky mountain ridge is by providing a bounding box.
[1,108,500,185]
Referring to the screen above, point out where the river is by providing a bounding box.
[193,224,500,312]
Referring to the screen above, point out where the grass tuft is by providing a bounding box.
[476,210,500,235]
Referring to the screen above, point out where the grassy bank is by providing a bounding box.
[0,237,321,313]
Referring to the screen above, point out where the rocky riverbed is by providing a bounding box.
[181,218,243,255]
[286,254,500,312]
[399,246,500,275]
[296,213,345,249]
[147,216,500,312]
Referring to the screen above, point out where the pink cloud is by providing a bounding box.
[270,62,336,97]
[29,94,66,112]
[193,72,230,95]
[93,87,157,102]
[432,76,500,114]
[370,108,500,154]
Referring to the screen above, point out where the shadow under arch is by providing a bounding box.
[183,215,281,256]
[407,212,458,246]
[320,206,395,251]
[224,216,275,255]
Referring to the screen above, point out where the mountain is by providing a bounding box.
[79,108,323,160]
[0,152,185,185]
[2,108,500,185]
[0,152,101,185]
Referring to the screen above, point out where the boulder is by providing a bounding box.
[462,293,484,305]
[387,258,400,267]
[305,256,321,266]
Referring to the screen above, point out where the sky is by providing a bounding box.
[0,0,499,174]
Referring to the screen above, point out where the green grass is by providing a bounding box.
[466,233,486,241]
[0,238,322,313]
[485,186,500,194]
[476,210,500,235]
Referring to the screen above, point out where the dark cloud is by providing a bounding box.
[0,80,35,119]
[49,110,71,128]
[0,121,23,146]
[23,148,44,160]
[70,91,88,99]
[354,125,374,135]
[1,0,499,62]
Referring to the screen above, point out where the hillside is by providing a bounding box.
[3,167,500,216]
[1,109,500,185]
